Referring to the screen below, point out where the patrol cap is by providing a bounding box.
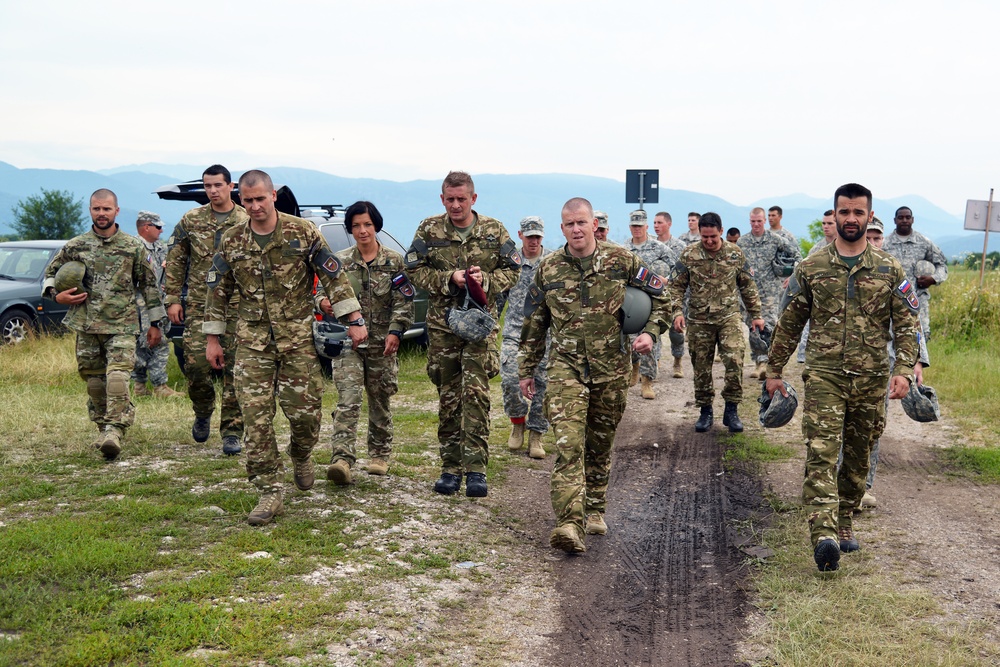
[868,216,884,233]
[629,210,647,226]
[595,211,609,229]
[137,211,162,227]
[519,216,544,237]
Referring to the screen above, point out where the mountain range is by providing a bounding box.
[0,161,992,260]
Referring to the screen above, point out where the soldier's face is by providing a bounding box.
[749,212,766,236]
[594,227,608,241]
[441,185,477,227]
[821,214,836,241]
[687,215,699,232]
[653,215,670,238]
[90,196,119,231]
[767,210,781,227]
[203,174,234,209]
[629,224,647,241]
[835,195,872,243]
[561,206,598,257]
[700,226,722,252]
[867,230,884,249]
[894,209,914,235]
[519,231,543,258]
[240,183,278,224]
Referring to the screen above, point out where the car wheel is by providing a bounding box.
[0,309,35,344]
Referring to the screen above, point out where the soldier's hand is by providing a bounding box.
[466,265,483,285]
[916,276,935,289]
[167,303,184,325]
[451,270,467,288]
[632,333,653,355]
[673,314,686,332]
[318,298,333,317]
[751,318,766,332]
[915,362,924,386]
[520,378,536,399]
[206,336,225,370]
[146,325,162,348]
[55,287,88,305]
[348,324,368,349]
[384,333,400,356]
[888,375,910,400]
[765,377,787,398]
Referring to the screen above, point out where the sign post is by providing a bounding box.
[964,192,998,288]
[625,169,659,210]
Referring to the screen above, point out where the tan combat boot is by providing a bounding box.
[326,459,353,486]
[755,361,768,380]
[507,422,525,450]
[641,376,655,400]
[152,384,184,398]
[248,490,284,526]
[549,524,586,553]
[527,431,546,459]
[292,456,315,491]
[98,425,123,461]
[585,512,607,535]
[367,457,389,476]
[630,362,640,387]
[672,356,683,378]
[133,383,151,397]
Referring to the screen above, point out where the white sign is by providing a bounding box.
[964,199,1000,232]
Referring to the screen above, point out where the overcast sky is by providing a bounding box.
[1,0,997,215]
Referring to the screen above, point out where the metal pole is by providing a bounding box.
[979,188,994,289]
[638,172,646,211]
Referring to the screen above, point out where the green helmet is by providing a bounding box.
[771,248,797,277]
[901,383,940,422]
[758,381,798,428]
[621,286,652,335]
[53,261,86,294]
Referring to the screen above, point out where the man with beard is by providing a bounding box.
[765,183,919,573]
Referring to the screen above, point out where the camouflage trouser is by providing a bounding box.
[918,295,931,342]
[183,312,243,438]
[668,328,685,360]
[688,316,746,406]
[76,332,136,431]
[329,342,399,464]
[235,342,324,493]
[500,337,549,433]
[630,335,660,380]
[132,330,170,386]
[426,329,499,476]
[748,284,781,362]
[546,362,628,536]
[801,370,887,546]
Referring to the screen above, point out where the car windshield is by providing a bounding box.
[0,247,54,281]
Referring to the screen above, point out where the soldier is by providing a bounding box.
[796,209,837,363]
[767,205,798,246]
[164,164,248,455]
[653,211,688,379]
[883,206,948,342]
[502,216,549,459]
[520,197,672,554]
[593,211,610,243]
[677,212,701,244]
[43,189,165,461]
[131,211,182,399]
[669,212,763,433]
[405,171,521,498]
[726,227,741,243]
[204,169,366,526]
[738,206,802,379]
[325,201,414,483]
[765,182,919,572]
[624,209,676,399]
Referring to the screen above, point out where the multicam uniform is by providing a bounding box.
[520,241,672,539]
[624,238,676,379]
[883,229,947,341]
[43,226,165,434]
[501,246,549,435]
[668,240,761,407]
[327,244,414,466]
[133,236,170,387]
[767,243,918,547]
[164,204,249,440]
[737,230,801,362]
[406,211,521,478]
[662,235,692,360]
[204,212,361,495]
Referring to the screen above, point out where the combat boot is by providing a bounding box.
[814,537,840,572]
[695,405,713,432]
[367,457,389,476]
[507,422,525,451]
[465,472,488,497]
[292,456,315,491]
[641,376,655,400]
[722,401,744,433]
[672,356,683,378]
[433,472,461,495]
[755,361,768,380]
[861,490,877,508]
[98,425,123,461]
[630,362,640,387]
[549,524,586,553]
[839,526,860,553]
[585,513,607,535]
[222,435,242,456]
[248,490,284,526]
[326,459,353,486]
[192,415,211,443]
[133,383,151,397]
[152,384,183,398]
[527,431,546,459]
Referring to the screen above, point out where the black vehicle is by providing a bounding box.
[0,240,69,344]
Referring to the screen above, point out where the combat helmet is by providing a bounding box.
[901,383,940,422]
[53,261,86,294]
[621,286,652,335]
[758,381,798,428]
[771,248,797,277]
[312,320,345,359]
[913,260,936,279]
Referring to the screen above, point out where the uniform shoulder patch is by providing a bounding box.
[391,272,416,299]
[524,283,546,316]
[312,245,342,277]
[896,278,920,313]
[500,238,522,267]
[206,253,231,288]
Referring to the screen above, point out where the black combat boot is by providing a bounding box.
[433,472,461,495]
[465,472,488,498]
[695,405,713,433]
[722,401,744,433]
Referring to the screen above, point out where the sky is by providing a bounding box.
[1,0,997,216]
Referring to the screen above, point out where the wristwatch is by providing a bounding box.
[346,317,365,327]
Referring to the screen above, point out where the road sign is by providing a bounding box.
[625,169,659,207]
[965,199,1000,232]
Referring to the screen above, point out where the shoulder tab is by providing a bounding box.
[391,272,416,300]
[312,245,342,278]
[668,260,687,282]
[629,265,664,296]
[500,238,522,267]
[523,283,546,317]
[206,253,231,289]
[404,238,428,269]
[895,278,920,314]
[167,225,187,249]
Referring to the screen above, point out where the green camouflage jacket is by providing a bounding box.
[767,243,919,380]
[519,241,674,383]
[164,203,249,308]
[203,212,361,353]
[325,243,414,342]
[405,212,521,334]
[668,240,761,323]
[43,226,165,335]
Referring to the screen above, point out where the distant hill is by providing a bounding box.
[1,161,990,258]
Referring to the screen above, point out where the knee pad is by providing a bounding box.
[106,370,130,399]
[86,376,106,402]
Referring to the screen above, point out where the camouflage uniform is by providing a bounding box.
[796,238,834,361]
[43,226,165,433]
[668,241,761,407]
[133,236,171,387]
[677,231,700,245]
[771,227,798,248]
[204,212,361,494]
[164,204,249,439]
[737,230,801,362]
[327,244,414,465]
[406,211,521,477]
[501,246,549,434]
[883,230,947,341]
[660,236,689,360]
[766,243,918,546]
[624,237,676,378]
[520,241,673,539]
